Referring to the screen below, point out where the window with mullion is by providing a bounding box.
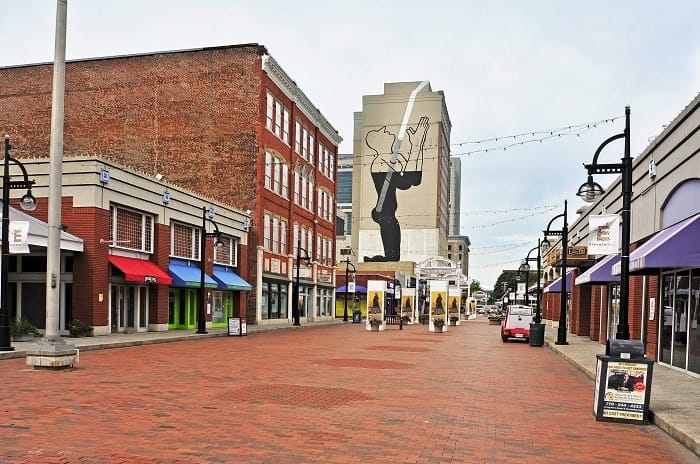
[171,221,199,260]
[110,204,154,254]
[213,235,237,267]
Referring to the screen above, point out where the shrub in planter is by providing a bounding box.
[11,318,40,341]
[69,319,94,337]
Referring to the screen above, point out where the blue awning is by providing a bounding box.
[169,260,217,288]
[212,265,252,291]
[543,270,574,293]
[612,213,700,275]
[575,254,621,285]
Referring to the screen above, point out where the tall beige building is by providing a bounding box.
[351,81,451,264]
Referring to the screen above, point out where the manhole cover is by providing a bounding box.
[319,358,412,369]
[230,384,370,408]
[364,345,430,352]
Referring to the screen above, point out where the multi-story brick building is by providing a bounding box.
[0,43,342,329]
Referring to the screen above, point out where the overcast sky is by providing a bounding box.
[1,1,699,289]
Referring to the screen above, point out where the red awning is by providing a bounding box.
[108,255,173,285]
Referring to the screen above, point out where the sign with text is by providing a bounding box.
[588,214,621,255]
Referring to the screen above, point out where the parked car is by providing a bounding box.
[476,305,485,314]
[501,305,533,342]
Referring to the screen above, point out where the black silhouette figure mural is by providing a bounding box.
[433,293,444,315]
[363,116,430,262]
[370,292,382,315]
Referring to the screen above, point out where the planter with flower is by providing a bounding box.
[11,318,40,342]
[69,319,94,337]
[432,317,445,333]
[369,317,382,331]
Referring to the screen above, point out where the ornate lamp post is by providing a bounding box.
[292,238,311,326]
[542,200,568,345]
[198,206,223,334]
[577,106,631,340]
[1,136,37,352]
[520,240,542,322]
[343,256,355,322]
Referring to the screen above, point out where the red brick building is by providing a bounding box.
[0,44,342,328]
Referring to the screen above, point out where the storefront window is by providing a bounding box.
[659,270,698,374]
[212,291,225,324]
[279,285,288,319]
[261,285,269,320]
[608,284,620,340]
[270,283,280,319]
[689,272,700,374]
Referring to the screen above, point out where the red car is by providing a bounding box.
[501,305,533,342]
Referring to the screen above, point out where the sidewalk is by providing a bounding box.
[2,319,699,458]
[542,326,700,457]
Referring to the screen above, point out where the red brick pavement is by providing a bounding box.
[0,319,697,464]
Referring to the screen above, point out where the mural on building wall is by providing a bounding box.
[363,116,430,262]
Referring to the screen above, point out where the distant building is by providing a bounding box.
[351,81,452,264]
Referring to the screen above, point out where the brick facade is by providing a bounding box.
[0,44,340,326]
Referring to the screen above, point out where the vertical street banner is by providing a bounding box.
[366,280,387,331]
[447,285,461,325]
[429,280,448,332]
[588,214,621,255]
[401,288,416,323]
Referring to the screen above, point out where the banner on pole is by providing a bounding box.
[588,214,620,255]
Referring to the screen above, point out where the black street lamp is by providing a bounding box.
[542,200,568,345]
[292,237,311,326]
[343,256,355,322]
[520,240,542,321]
[198,206,223,335]
[1,135,37,352]
[577,106,631,340]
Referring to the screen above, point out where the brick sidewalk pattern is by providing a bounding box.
[0,319,697,463]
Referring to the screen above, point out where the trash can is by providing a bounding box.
[529,323,545,347]
[593,340,653,425]
[352,310,362,323]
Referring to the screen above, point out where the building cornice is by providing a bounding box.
[263,55,343,147]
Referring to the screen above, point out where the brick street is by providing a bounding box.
[0,319,697,464]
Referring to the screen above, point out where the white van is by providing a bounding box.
[501,305,533,342]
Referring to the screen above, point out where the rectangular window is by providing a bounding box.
[272,216,280,253]
[308,179,314,211]
[281,164,289,198]
[280,220,287,255]
[309,134,314,165]
[317,235,321,262]
[171,221,199,260]
[263,213,271,250]
[214,235,237,267]
[295,121,301,154]
[293,224,299,256]
[264,151,272,190]
[274,101,282,137]
[294,171,300,205]
[283,109,290,144]
[329,153,335,180]
[273,158,281,194]
[110,205,154,254]
[302,127,309,158]
[301,177,307,209]
[266,93,274,131]
[307,231,313,260]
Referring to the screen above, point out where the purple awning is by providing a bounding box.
[336,284,367,293]
[575,254,621,285]
[543,270,574,293]
[612,213,700,275]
